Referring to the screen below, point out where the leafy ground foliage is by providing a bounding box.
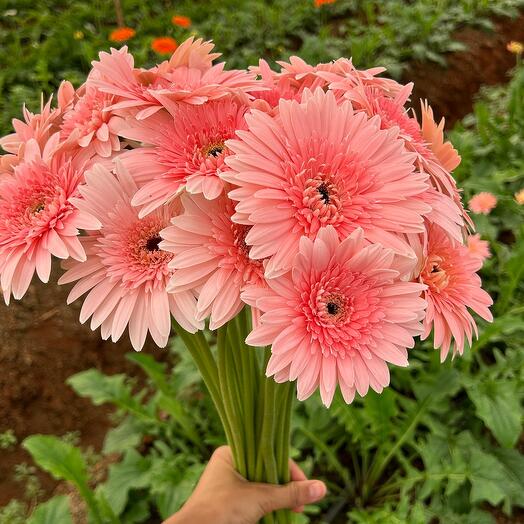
[1,0,524,133]
[2,62,524,522]
[1,1,524,523]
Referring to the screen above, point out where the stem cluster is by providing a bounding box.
[174,308,295,524]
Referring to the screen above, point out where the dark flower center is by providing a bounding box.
[318,183,330,204]
[145,235,162,252]
[204,141,225,157]
[326,302,339,315]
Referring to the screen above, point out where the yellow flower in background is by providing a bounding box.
[73,30,84,40]
[507,41,523,55]
[515,188,524,205]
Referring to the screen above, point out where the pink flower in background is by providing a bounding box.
[160,192,265,329]
[60,85,121,158]
[90,39,259,120]
[466,234,491,262]
[419,224,493,361]
[244,226,427,407]
[468,192,497,215]
[0,137,93,304]
[0,81,74,175]
[119,97,248,216]
[248,59,301,114]
[58,162,202,350]
[223,88,430,277]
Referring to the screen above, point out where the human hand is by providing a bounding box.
[164,446,327,524]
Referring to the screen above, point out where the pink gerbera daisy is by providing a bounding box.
[119,97,248,216]
[58,162,202,350]
[223,88,430,277]
[419,224,493,361]
[160,192,265,329]
[0,136,94,304]
[90,39,259,120]
[466,234,491,263]
[244,226,427,407]
[0,81,74,175]
[468,192,497,215]
[60,85,121,158]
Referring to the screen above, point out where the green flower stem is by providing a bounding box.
[234,310,258,479]
[275,381,294,484]
[256,358,279,484]
[173,322,238,464]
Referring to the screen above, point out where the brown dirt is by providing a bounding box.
[406,13,524,128]
[0,263,160,507]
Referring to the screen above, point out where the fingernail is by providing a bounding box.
[308,481,326,501]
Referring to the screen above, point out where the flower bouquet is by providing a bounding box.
[0,38,492,523]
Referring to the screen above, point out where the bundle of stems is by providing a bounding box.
[174,307,295,524]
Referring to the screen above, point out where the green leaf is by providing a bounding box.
[469,447,509,506]
[466,380,522,448]
[126,353,170,395]
[153,463,204,520]
[100,450,151,515]
[27,496,73,524]
[23,435,89,488]
[103,417,143,455]
[67,369,153,422]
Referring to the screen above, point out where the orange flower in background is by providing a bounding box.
[109,27,136,43]
[172,15,191,28]
[151,37,178,55]
[314,0,336,6]
[507,41,524,55]
[515,188,524,205]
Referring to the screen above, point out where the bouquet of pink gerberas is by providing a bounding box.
[0,37,492,522]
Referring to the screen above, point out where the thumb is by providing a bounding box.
[252,480,327,516]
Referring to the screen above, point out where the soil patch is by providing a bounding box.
[406,13,524,127]
[0,263,160,507]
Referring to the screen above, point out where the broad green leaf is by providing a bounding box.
[103,417,143,455]
[67,369,153,422]
[100,450,152,515]
[466,380,522,448]
[469,447,509,506]
[153,463,203,520]
[126,353,170,395]
[27,496,73,524]
[23,435,89,488]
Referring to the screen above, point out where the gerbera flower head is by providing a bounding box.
[469,192,497,215]
[58,161,202,350]
[419,225,493,361]
[109,27,136,43]
[119,96,248,216]
[160,192,265,329]
[151,37,178,55]
[244,226,426,407]
[0,81,74,174]
[172,15,191,28]
[0,137,93,304]
[248,59,301,114]
[90,39,259,120]
[60,85,121,158]
[466,233,491,263]
[223,88,430,277]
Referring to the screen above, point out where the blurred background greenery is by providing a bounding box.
[1,1,524,523]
